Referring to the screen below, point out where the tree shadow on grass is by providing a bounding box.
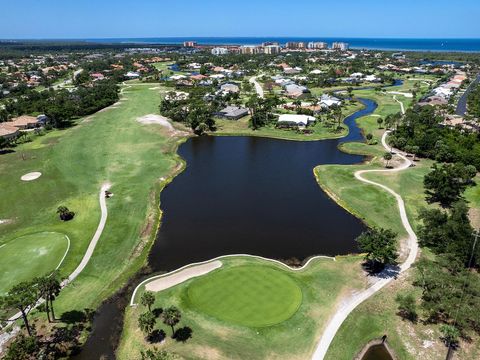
[174,326,193,342]
[148,329,166,344]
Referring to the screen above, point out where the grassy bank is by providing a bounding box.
[118,256,367,360]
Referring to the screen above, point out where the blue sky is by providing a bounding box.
[1,0,479,39]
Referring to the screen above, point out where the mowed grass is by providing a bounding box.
[0,232,68,294]
[186,265,302,327]
[118,256,367,360]
[0,82,180,315]
[318,78,480,358]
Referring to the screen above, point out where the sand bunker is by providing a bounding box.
[136,114,175,131]
[145,260,222,292]
[21,172,42,181]
[0,219,11,225]
[388,91,413,98]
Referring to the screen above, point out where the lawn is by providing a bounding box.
[118,256,367,360]
[186,265,302,327]
[0,82,182,317]
[0,232,69,294]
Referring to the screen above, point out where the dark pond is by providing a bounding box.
[73,97,381,359]
[149,99,377,271]
[361,344,394,360]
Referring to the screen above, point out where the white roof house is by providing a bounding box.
[278,114,316,126]
[125,71,140,79]
[320,94,342,108]
[310,69,324,75]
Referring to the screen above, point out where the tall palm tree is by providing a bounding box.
[162,306,181,336]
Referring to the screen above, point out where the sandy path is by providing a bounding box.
[393,95,406,114]
[250,76,264,98]
[1,183,111,351]
[312,131,418,360]
[145,261,222,293]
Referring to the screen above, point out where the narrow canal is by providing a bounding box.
[74,92,388,359]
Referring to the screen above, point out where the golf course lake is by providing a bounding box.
[149,101,377,271]
[76,96,383,359]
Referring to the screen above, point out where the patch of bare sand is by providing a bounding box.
[145,260,222,292]
[21,172,42,181]
[136,114,175,131]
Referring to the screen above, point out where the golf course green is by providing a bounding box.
[186,265,302,327]
[0,232,69,294]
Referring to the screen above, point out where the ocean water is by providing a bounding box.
[85,37,480,52]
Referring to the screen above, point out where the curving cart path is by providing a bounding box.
[312,131,419,360]
[249,76,265,98]
[0,183,111,352]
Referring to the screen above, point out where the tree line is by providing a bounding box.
[2,80,119,128]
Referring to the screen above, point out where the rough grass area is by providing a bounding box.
[118,256,366,360]
[0,82,181,315]
[0,232,68,294]
[186,265,302,327]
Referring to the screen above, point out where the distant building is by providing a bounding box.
[240,45,262,54]
[332,42,349,51]
[215,106,249,120]
[308,42,328,50]
[211,47,229,55]
[285,42,306,50]
[183,41,197,47]
[262,41,279,47]
[264,45,281,55]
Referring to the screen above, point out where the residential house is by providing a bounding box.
[215,106,249,120]
[0,123,20,140]
[220,83,240,93]
[284,84,309,98]
[277,114,316,127]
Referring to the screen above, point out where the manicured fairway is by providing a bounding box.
[187,265,302,327]
[0,232,69,294]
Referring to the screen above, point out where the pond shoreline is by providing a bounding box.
[74,82,401,359]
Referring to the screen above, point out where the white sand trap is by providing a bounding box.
[0,219,11,225]
[136,114,175,131]
[146,260,222,292]
[388,91,413,98]
[21,172,42,181]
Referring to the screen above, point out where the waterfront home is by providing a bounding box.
[320,94,342,108]
[277,114,316,127]
[0,123,20,140]
[215,106,249,120]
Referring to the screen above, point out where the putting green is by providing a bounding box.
[0,232,69,294]
[186,265,302,327]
